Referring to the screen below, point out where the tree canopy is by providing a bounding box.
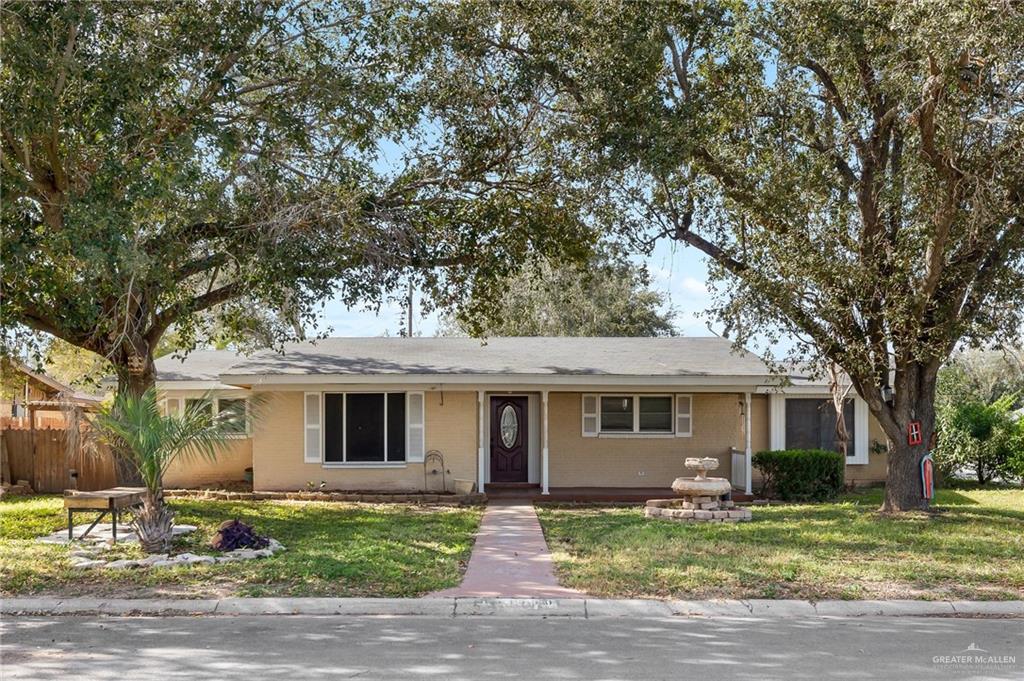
[441,250,676,337]
[439,0,1024,510]
[1,0,593,394]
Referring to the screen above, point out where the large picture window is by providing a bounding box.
[598,394,675,434]
[323,392,406,463]
[785,399,856,456]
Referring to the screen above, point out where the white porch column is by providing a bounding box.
[541,390,550,495]
[744,392,753,495]
[477,390,486,493]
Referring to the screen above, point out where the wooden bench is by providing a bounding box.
[64,487,145,543]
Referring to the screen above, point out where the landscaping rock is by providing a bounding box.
[71,560,107,569]
[104,559,139,570]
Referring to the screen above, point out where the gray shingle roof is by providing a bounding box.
[157,337,772,380]
[155,350,244,382]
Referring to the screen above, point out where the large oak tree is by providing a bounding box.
[443,0,1024,510]
[1,0,592,482]
[2,1,591,390]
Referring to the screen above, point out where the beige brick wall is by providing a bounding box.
[158,388,253,488]
[749,394,770,454]
[164,439,252,488]
[251,390,478,492]
[243,386,891,492]
[548,392,745,488]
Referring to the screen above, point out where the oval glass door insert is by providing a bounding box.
[499,405,518,448]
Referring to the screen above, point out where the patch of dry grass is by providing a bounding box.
[536,487,1024,600]
[0,496,482,598]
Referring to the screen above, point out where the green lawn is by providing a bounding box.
[0,496,481,598]
[536,487,1024,601]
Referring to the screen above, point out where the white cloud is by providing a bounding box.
[679,276,708,295]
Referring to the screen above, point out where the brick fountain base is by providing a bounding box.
[644,497,752,523]
[644,457,753,523]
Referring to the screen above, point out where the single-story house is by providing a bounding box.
[155,337,889,494]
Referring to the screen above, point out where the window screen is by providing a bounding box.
[324,393,345,462]
[345,393,385,462]
[785,399,856,454]
[387,393,406,461]
[600,396,634,431]
[638,396,673,432]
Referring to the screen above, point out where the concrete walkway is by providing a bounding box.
[433,500,582,598]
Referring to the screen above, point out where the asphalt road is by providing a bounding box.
[2,615,1022,680]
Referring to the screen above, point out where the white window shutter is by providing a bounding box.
[304,392,321,463]
[407,392,425,462]
[675,394,692,437]
[582,394,599,437]
[850,397,869,464]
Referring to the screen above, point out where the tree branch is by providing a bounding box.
[145,282,243,346]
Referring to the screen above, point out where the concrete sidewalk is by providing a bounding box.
[433,500,580,598]
[3,597,1022,619]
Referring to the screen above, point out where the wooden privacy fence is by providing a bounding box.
[1,424,117,493]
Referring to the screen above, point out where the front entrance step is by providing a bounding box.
[484,483,541,499]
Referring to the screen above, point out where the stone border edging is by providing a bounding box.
[163,490,487,505]
[3,597,1021,619]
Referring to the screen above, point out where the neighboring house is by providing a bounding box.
[0,360,104,428]
[154,337,889,494]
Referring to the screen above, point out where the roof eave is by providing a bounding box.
[218,372,786,388]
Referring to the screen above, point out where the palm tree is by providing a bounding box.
[89,388,248,553]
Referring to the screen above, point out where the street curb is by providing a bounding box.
[2,597,1021,619]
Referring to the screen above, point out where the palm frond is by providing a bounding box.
[89,387,257,493]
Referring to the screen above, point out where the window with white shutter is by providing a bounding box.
[304,392,322,463]
[675,394,692,437]
[406,392,425,462]
[582,394,599,437]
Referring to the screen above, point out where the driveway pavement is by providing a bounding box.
[3,614,1021,680]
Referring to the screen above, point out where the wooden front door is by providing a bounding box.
[490,396,528,483]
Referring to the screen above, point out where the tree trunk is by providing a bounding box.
[882,437,931,512]
[110,348,158,487]
[880,363,938,513]
[133,487,174,554]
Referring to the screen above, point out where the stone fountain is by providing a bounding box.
[645,457,752,523]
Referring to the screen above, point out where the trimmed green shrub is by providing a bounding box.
[753,449,845,502]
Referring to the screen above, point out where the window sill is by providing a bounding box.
[598,432,679,439]
[321,462,408,469]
